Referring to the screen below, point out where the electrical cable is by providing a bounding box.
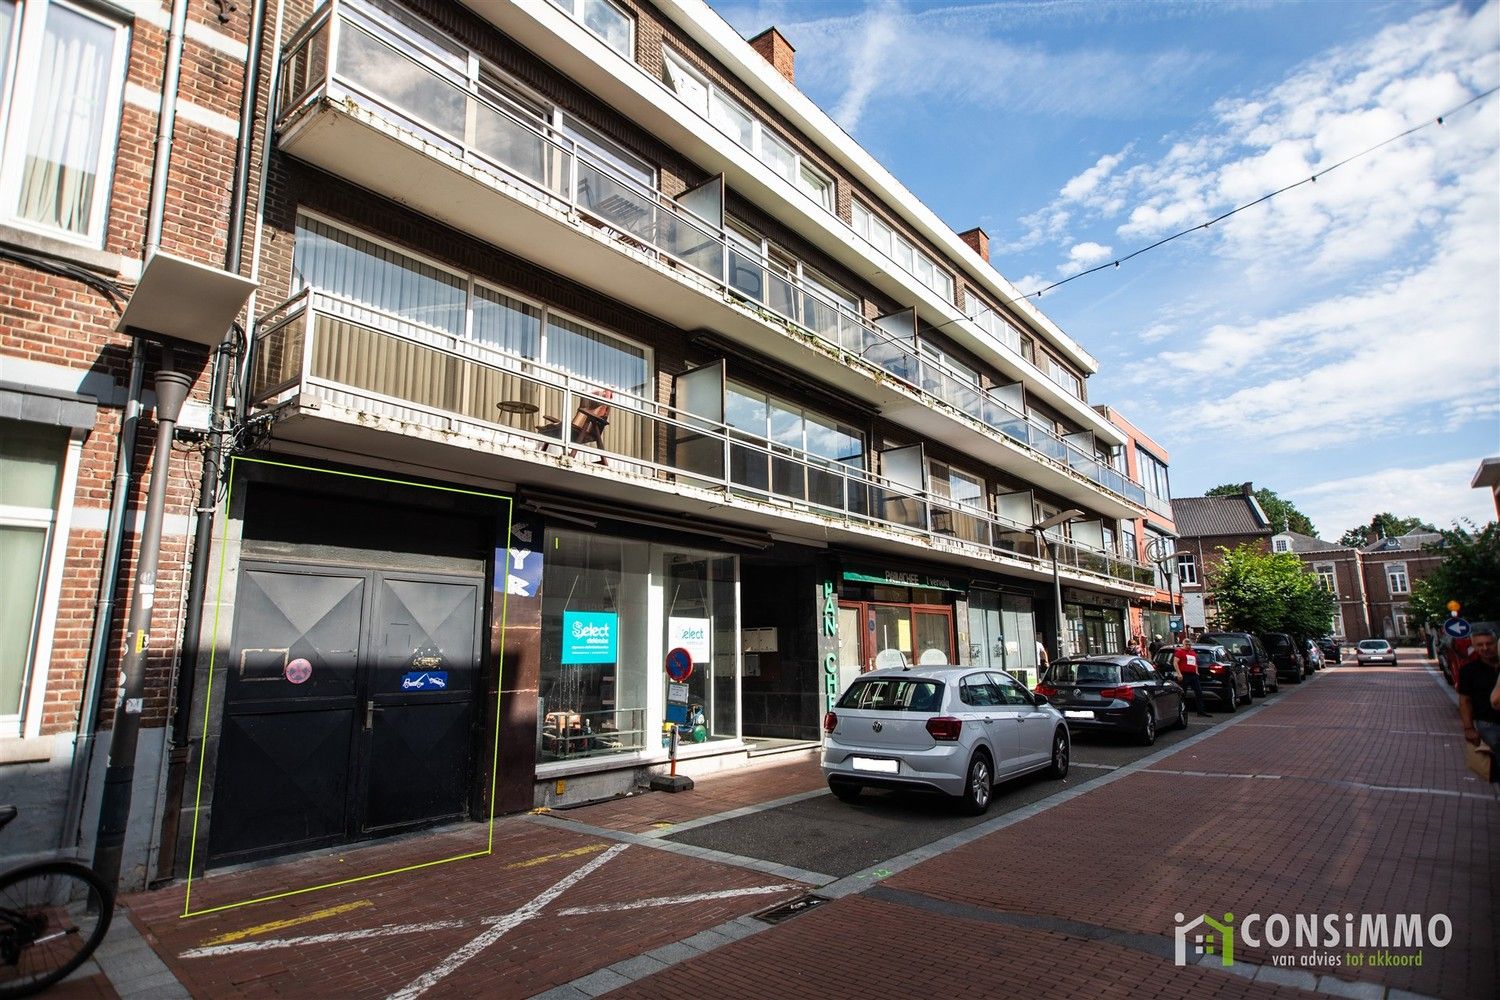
[0,245,130,312]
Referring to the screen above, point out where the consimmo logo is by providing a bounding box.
[1175,912,1235,966]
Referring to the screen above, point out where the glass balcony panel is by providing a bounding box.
[801,295,841,345]
[727,247,765,301]
[339,23,465,140]
[471,99,566,197]
[280,16,330,112]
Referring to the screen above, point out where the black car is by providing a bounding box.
[1259,632,1306,683]
[1315,637,1341,664]
[1151,644,1252,711]
[1036,655,1186,745]
[1199,631,1280,697]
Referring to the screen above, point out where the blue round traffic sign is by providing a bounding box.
[1443,617,1471,639]
[665,646,694,681]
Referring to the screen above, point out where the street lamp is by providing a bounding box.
[1034,509,1085,661]
[1148,541,1194,640]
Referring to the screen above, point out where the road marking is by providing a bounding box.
[199,900,374,947]
[386,844,629,1000]
[555,884,796,916]
[502,843,607,869]
[181,919,467,959]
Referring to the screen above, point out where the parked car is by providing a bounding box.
[822,666,1069,814]
[1151,644,1251,711]
[1302,639,1324,671]
[1355,639,1398,665]
[1035,655,1186,746]
[1259,632,1306,684]
[1198,631,1280,697]
[1315,636,1341,664]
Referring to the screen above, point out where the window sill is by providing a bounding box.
[534,738,748,778]
[0,223,130,278]
[0,736,56,766]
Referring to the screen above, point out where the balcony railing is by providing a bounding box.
[250,291,1156,589]
[275,0,1149,512]
[1143,490,1173,520]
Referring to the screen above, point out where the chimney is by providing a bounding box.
[1240,481,1254,496]
[749,27,795,85]
[959,227,990,262]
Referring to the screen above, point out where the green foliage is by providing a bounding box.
[1206,484,1317,536]
[1338,513,1439,549]
[1207,544,1338,636]
[1402,522,1500,627]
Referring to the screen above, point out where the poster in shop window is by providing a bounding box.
[562,611,618,663]
[669,616,711,663]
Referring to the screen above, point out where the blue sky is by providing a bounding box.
[710,0,1500,539]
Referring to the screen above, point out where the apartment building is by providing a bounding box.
[3,0,1162,887]
[1096,405,1176,644]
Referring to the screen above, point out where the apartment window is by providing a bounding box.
[927,460,984,509]
[1122,524,1138,562]
[1043,356,1082,399]
[725,380,863,509]
[852,200,954,302]
[661,48,834,211]
[1138,448,1170,499]
[969,299,1023,354]
[1,419,67,736]
[1177,553,1198,586]
[0,0,130,245]
[1387,563,1409,595]
[1314,564,1336,595]
[548,0,634,59]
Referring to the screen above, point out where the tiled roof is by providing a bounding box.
[1171,495,1272,538]
[1285,531,1349,553]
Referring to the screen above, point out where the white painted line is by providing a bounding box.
[180,920,467,960]
[386,844,629,1000]
[555,884,797,916]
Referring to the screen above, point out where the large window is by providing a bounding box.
[1387,563,1409,595]
[1138,447,1170,500]
[967,591,1038,685]
[968,297,1023,354]
[1043,356,1082,399]
[725,381,863,510]
[547,0,633,58]
[1315,563,1336,595]
[1176,553,1198,586]
[0,0,129,245]
[662,49,834,212]
[1,420,66,736]
[293,214,651,396]
[852,200,954,302]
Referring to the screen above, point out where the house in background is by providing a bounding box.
[1277,532,1368,641]
[1360,531,1446,640]
[1169,484,1273,629]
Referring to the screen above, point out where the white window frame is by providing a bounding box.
[1387,563,1409,595]
[0,0,130,247]
[548,0,634,59]
[1315,563,1336,596]
[1272,535,1291,553]
[1177,553,1198,587]
[851,198,954,303]
[661,46,834,213]
[1,427,83,740]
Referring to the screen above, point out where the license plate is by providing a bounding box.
[850,756,899,774]
[1064,710,1095,719]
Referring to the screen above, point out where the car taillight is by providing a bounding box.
[823,711,837,734]
[1034,683,1058,696]
[1208,664,1224,672]
[1098,685,1135,702]
[925,716,963,741]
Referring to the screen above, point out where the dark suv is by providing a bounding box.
[1315,637,1341,664]
[1259,632,1306,684]
[1199,631,1280,697]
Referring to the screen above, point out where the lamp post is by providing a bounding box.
[1147,539,1194,640]
[1034,509,1085,662]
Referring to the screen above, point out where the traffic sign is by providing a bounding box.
[665,646,694,681]
[1443,617,1471,639]
[1169,617,1183,634]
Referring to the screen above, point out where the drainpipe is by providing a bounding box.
[93,357,193,890]
[154,0,268,884]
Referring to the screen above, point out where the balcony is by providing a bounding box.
[273,0,1147,520]
[250,290,1155,594]
[1143,490,1174,522]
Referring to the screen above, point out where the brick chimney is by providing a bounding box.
[749,27,795,85]
[959,227,990,262]
[1240,481,1254,496]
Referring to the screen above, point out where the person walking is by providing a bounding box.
[1174,636,1209,717]
[1149,634,1164,656]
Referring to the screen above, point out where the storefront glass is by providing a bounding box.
[967,591,1039,686]
[663,549,739,743]
[1065,602,1125,657]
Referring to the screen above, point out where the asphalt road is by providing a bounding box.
[666,675,1304,877]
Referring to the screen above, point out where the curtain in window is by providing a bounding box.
[294,217,465,335]
[545,315,650,461]
[17,4,112,235]
[0,421,64,721]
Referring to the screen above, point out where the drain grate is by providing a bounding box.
[753,893,830,924]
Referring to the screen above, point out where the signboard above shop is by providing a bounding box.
[842,568,967,592]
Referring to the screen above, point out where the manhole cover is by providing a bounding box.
[753,893,829,924]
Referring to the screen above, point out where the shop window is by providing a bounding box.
[966,591,1037,686]
[1,419,67,736]
[663,550,738,741]
[0,0,130,246]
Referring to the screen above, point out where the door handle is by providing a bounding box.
[364,700,375,731]
[982,716,992,724]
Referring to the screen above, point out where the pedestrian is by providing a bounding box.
[1149,633,1164,655]
[1036,638,1050,672]
[1174,636,1210,717]
[1458,625,1500,754]
[1126,635,1142,656]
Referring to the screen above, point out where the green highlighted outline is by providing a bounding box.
[182,456,513,918]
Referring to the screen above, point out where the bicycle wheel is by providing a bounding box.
[0,861,113,998]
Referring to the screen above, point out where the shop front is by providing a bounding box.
[1063,587,1129,657]
[834,566,964,694]
[966,588,1044,688]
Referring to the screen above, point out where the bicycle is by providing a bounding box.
[0,806,113,998]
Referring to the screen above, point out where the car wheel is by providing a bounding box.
[1139,706,1157,746]
[1222,683,1238,713]
[1289,667,1302,684]
[961,752,993,815]
[1046,729,1070,779]
[1243,680,1253,705]
[829,781,861,803]
[1175,699,1189,730]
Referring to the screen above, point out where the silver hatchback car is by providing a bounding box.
[822,666,1070,814]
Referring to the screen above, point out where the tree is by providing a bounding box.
[1206,484,1317,537]
[1208,544,1338,636]
[1338,513,1439,548]
[1403,522,1500,628]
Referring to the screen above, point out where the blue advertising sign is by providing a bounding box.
[500,521,543,598]
[400,671,448,691]
[563,611,618,663]
[1444,617,1471,639]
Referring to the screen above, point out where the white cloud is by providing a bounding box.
[1292,458,1499,538]
[1060,151,1128,201]
[1059,240,1114,276]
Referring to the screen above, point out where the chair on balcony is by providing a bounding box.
[538,390,612,464]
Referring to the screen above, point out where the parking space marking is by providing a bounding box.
[555,884,796,916]
[501,842,607,869]
[199,900,374,947]
[182,918,468,959]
